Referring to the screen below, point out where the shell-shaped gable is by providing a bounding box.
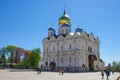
[81,31,87,39]
[73,32,81,38]
[95,37,100,44]
[65,33,73,40]
[43,38,49,43]
[88,33,95,41]
[49,36,56,42]
[57,35,64,41]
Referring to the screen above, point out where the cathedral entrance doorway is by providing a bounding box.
[49,61,56,71]
[45,61,48,67]
[88,55,97,71]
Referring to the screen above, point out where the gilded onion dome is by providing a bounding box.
[59,10,71,25]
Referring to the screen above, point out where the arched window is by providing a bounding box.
[48,32,49,36]
[53,46,55,51]
[88,46,92,52]
[46,62,48,66]
[64,29,66,34]
[82,64,85,68]
[69,57,71,63]
[61,57,63,63]
[46,47,48,51]
[63,29,64,34]
[69,44,71,49]
[61,45,63,50]
[51,32,52,36]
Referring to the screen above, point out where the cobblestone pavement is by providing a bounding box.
[0,69,120,80]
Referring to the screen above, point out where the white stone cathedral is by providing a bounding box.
[42,10,104,72]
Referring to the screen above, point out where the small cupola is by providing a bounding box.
[48,27,56,37]
[75,26,83,33]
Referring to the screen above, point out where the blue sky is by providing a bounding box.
[0,0,120,65]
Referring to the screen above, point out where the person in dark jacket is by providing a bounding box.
[37,68,41,74]
[61,69,64,75]
[105,70,110,79]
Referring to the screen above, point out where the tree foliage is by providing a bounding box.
[0,46,42,69]
[112,61,120,71]
[6,45,17,67]
[0,47,8,66]
[28,48,41,68]
[16,48,41,68]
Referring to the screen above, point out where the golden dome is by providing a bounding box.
[59,10,71,25]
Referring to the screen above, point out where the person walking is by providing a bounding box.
[37,68,41,74]
[101,70,104,79]
[59,68,61,75]
[61,69,64,75]
[105,70,110,80]
[112,70,114,75]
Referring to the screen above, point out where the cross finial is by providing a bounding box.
[63,5,66,15]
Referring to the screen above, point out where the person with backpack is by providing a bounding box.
[105,70,110,79]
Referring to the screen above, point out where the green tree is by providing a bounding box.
[6,45,16,67]
[112,61,117,70]
[28,48,41,68]
[16,48,41,69]
[112,61,120,71]
[0,47,8,66]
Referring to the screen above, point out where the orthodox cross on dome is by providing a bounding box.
[63,5,66,15]
[77,25,80,28]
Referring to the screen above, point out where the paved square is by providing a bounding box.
[0,69,119,80]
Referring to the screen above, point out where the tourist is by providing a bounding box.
[112,70,114,75]
[101,70,104,79]
[61,69,64,75]
[37,68,41,74]
[105,70,110,79]
[59,68,61,75]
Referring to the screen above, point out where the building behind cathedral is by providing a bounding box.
[42,10,104,71]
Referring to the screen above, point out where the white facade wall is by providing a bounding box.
[42,32,104,71]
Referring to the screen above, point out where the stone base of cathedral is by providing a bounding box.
[56,67,89,72]
[43,67,92,72]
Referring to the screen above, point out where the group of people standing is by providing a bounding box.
[37,68,42,74]
[101,70,110,79]
[59,68,64,75]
